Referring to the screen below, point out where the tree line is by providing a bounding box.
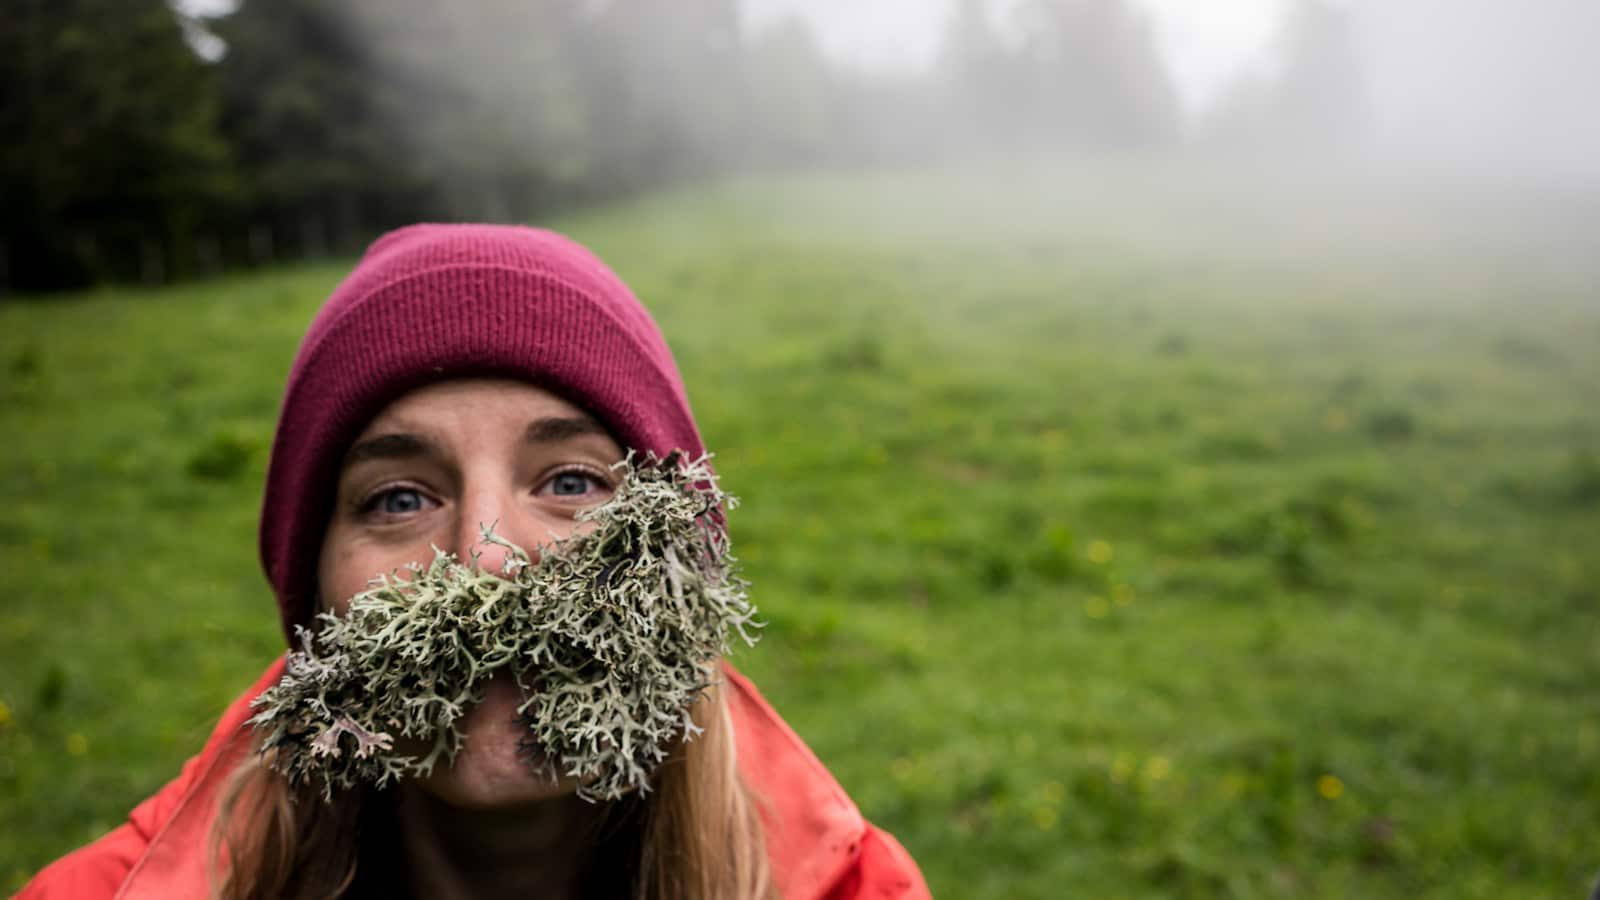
[1,0,1365,292]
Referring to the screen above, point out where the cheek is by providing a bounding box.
[507,510,599,555]
[562,516,603,542]
[317,529,384,615]
[317,525,444,614]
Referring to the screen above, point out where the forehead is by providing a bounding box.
[359,378,596,436]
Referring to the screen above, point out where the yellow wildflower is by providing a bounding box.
[1110,752,1136,785]
[1144,756,1172,782]
[1086,539,1114,565]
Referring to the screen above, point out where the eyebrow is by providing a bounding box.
[524,415,609,444]
[342,432,439,468]
[341,416,608,470]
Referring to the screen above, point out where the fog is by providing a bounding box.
[175,0,1600,188]
[743,0,1600,183]
[1354,0,1600,182]
[14,0,1599,290]
[330,0,1596,189]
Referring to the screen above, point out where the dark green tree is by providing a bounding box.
[213,0,426,256]
[1,0,236,290]
[576,0,747,191]
[342,0,598,219]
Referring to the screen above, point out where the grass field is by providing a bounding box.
[3,164,1599,897]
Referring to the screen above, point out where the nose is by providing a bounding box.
[453,487,545,577]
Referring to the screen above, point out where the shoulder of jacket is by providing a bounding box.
[722,663,932,900]
[114,657,286,899]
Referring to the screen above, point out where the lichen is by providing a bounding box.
[247,452,759,802]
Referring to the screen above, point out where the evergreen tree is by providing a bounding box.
[937,0,1021,151]
[1014,0,1182,150]
[213,0,424,255]
[347,0,596,218]
[742,15,839,167]
[578,0,747,191]
[1197,0,1369,155]
[1,0,236,290]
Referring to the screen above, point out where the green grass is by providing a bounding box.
[3,164,1599,897]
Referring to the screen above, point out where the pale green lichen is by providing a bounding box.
[248,452,759,802]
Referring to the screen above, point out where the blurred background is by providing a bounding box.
[6,0,1599,288]
[2,1,1598,897]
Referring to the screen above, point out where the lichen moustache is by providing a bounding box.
[248,452,759,803]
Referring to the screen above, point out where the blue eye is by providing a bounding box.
[378,488,426,514]
[550,472,594,496]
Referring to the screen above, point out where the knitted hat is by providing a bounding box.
[259,223,706,643]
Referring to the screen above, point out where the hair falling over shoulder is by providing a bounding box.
[209,678,776,900]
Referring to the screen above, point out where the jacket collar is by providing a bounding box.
[117,660,865,900]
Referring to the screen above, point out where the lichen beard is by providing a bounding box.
[248,452,760,803]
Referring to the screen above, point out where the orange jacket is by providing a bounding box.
[17,661,928,900]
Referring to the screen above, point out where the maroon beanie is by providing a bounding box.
[259,223,706,644]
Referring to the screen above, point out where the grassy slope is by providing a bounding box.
[3,165,1598,897]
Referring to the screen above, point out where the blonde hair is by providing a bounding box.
[210,677,774,900]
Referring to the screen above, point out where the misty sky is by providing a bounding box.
[743,0,1288,113]
[184,0,1289,113]
[178,0,1292,114]
[176,0,1600,182]
[744,0,1600,180]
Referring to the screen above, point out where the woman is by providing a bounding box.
[19,224,929,899]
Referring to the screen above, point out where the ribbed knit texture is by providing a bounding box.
[259,224,706,643]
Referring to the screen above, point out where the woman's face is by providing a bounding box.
[318,377,626,808]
